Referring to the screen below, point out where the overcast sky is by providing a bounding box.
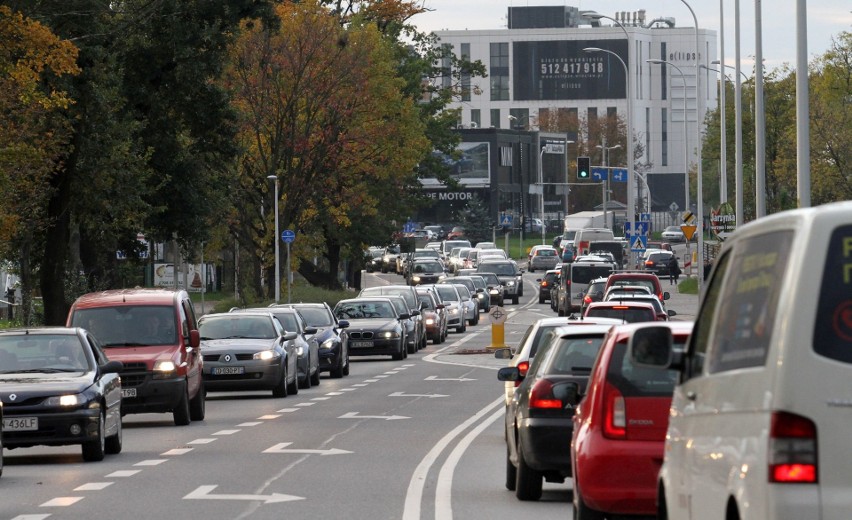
[412,0,852,74]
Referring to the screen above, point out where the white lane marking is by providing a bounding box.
[106,470,141,478]
[295,402,315,407]
[383,371,399,374]
[339,412,409,421]
[364,379,379,382]
[162,448,193,456]
[311,397,331,401]
[262,442,353,456]
[12,515,50,520]
[134,459,167,466]
[258,415,281,420]
[425,375,476,382]
[276,408,299,413]
[40,497,83,507]
[74,482,113,491]
[213,429,240,435]
[352,384,368,387]
[239,422,263,427]
[402,395,505,520]
[402,364,415,367]
[325,392,344,396]
[339,388,356,392]
[184,485,304,504]
[189,438,217,444]
[375,375,389,378]
[435,408,504,518]
[389,392,448,399]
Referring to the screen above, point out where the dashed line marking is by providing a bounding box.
[295,402,315,407]
[239,421,263,427]
[339,388,356,392]
[276,408,299,413]
[352,384,368,387]
[189,438,217,445]
[134,459,167,466]
[258,415,281,420]
[213,429,240,435]
[364,379,379,383]
[12,515,50,520]
[106,470,141,478]
[162,448,193,456]
[40,497,83,507]
[74,482,112,491]
[325,392,344,396]
[311,397,331,401]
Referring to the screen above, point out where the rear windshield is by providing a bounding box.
[544,335,606,375]
[815,224,852,362]
[572,264,614,284]
[586,306,655,323]
[528,324,562,358]
[70,305,178,347]
[610,278,657,294]
[536,249,557,257]
[607,341,683,397]
[291,307,333,327]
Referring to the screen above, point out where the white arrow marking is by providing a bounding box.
[339,412,410,421]
[263,442,352,456]
[424,376,476,382]
[389,391,449,399]
[184,485,304,504]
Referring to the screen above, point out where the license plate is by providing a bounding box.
[352,341,373,348]
[121,388,137,398]
[212,366,245,375]
[3,416,38,431]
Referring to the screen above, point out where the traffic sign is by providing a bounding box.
[281,230,296,243]
[681,225,697,241]
[544,143,565,154]
[488,306,508,325]
[630,235,647,252]
[669,202,679,212]
[499,214,513,228]
[635,221,650,236]
[639,213,651,222]
[611,168,627,182]
[591,167,608,181]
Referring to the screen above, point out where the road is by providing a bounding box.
[0,269,697,519]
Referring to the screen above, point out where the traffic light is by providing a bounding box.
[577,156,590,179]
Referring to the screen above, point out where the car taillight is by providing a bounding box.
[769,411,818,483]
[584,295,592,304]
[529,379,563,409]
[515,360,530,387]
[602,382,626,439]
[541,281,549,287]
[644,260,654,268]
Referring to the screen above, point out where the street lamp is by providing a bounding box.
[595,143,621,231]
[508,114,533,257]
[267,175,280,304]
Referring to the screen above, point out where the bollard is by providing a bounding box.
[486,305,508,350]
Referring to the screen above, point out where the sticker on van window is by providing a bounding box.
[814,225,852,362]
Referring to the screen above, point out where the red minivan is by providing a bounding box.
[67,288,205,426]
[570,321,692,519]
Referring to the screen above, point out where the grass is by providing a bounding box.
[194,283,354,314]
[677,277,698,294]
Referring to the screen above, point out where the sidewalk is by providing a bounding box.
[664,278,699,322]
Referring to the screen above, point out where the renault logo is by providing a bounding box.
[9,393,16,401]
[224,354,231,362]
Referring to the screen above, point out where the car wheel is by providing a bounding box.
[273,365,289,397]
[515,445,542,501]
[457,321,466,333]
[342,352,350,376]
[189,381,205,421]
[512,295,519,305]
[407,338,417,355]
[419,333,427,350]
[287,365,299,395]
[104,412,122,455]
[392,341,405,360]
[299,367,312,389]
[82,410,106,462]
[539,296,545,304]
[330,352,345,379]
[573,485,605,520]
[310,357,321,386]
[505,445,517,491]
[173,387,191,426]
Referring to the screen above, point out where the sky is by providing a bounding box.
[411,0,852,74]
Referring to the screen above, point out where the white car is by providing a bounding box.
[632,200,852,520]
[660,225,685,242]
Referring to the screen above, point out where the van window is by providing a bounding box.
[608,341,683,397]
[814,224,852,363]
[685,251,730,379]
[71,305,178,347]
[705,230,793,374]
[571,264,613,284]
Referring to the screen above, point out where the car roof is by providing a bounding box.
[586,301,657,310]
[71,288,186,308]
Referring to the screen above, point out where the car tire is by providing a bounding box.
[392,342,405,361]
[173,387,191,426]
[189,381,205,421]
[573,486,605,520]
[287,365,299,395]
[273,365,289,397]
[104,412,122,455]
[419,333,427,350]
[299,367,312,389]
[407,338,417,355]
[539,296,545,304]
[457,320,466,333]
[505,445,517,491]
[330,353,345,379]
[512,295,519,305]
[310,358,321,386]
[82,411,106,462]
[342,353,350,376]
[515,445,542,501]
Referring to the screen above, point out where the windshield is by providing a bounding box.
[335,301,396,319]
[478,263,517,276]
[0,334,91,373]
[71,305,178,347]
[290,307,333,327]
[435,285,458,302]
[480,273,500,286]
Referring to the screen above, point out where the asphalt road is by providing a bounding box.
[0,269,696,520]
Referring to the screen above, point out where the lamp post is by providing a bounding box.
[538,146,546,245]
[596,143,621,231]
[267,175,280,304]
[508,114,534,257]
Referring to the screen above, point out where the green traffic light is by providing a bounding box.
[577,156,590,179]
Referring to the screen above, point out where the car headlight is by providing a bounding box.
[477,293,487,300]
[425,318,435,325]
[296,345,305,357]
[506,281,515,287]
[45,393,86,407]
[489,289,499,295]
[413,276,421,282]
[320,338,336,349]
[381,331,400,339]
[153,360,177,379]
[449,308,459,315]
[253,349,279,361]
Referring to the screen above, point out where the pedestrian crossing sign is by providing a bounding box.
[499,215,513,227]
[630,235,647,252]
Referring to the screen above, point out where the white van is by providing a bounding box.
[631,200,852,520]
[573,228,614,256]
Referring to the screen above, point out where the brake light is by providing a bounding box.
[541,281,549,287]
[529,379,563,409]
[584,294,592,304]
[769,411,818,483]
[603,383,626,439]
[644,260,654,268]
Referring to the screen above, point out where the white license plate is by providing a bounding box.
[352,341,373,348]
[121,388,137,398]
[212,366,245,375]
[3,416,38,431]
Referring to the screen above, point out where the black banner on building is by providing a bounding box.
[513,40,628,101]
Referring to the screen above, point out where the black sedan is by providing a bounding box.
[0,327,123,462]
[497,326,609,500]
[333,298,407,361]
[198,312,299,397]
[280,303,350,378]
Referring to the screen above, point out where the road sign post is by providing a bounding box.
[281,230,296,304]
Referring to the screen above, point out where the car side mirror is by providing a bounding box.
[436,303,445,309]
[493,347,512,359]
[189,329,200,349]
[411,310,420,317]
[337,319,350,329]
[399,313,411,320]
[497,366,521,381]
[663,291,671,300]
[668,309,677,317]
[628,326,674,368]
[282,331,298,341]
[304,326,318,335]
[101,360,124,375]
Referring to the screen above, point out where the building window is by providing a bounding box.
[645,107,651,162]
[662,107,668,167]
[490,42,509,101]
[587,107,597,126]
[509,108,530,129]
[491,108,501,128]
[461,43,471,102]
[470,109,481,128]
[660,42,667,100]
[441,44,452,89]
[607,107,617,120]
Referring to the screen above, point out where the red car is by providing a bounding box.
[603,272,669,304]
[583,301,660,323]
[570,321,693,519]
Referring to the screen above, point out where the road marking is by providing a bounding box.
[311,397,331,401]
[184,485,304,504]
[339,412,409,421]
[325,392,344,395]
[295,402,314,407]
[162,448,193,456]
[213,429,240,435]
[74,482,113,491]
[375,375,389,378]
[352,383,368,387]
[40,497,83,507]
[239,421,263,427]
[189,438,217,444]
[106,470,141,478]
[134,459,167,466]
[425,375,476,382]
[12,515,50,520]
[402,395,504,520]
[383,371,399,374]
[276,408,299,413]
[389,392,448,399]
[339,388,356,392]
[258,414,281,420]
[364,379,379,382]
[263,442,352,456]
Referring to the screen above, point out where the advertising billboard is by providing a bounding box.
[513,40,628,101]
[430,142,490,185]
